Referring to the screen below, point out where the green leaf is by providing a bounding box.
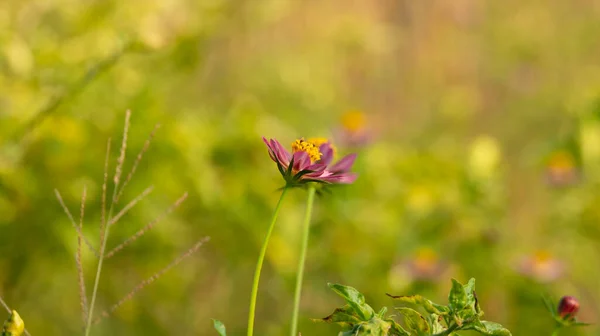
[542,295,557,318]
[340,319,383,336]
[386,294,449,315]
[315,305,362,326]
[471,321,512,336]
[448,279,468,311]
[396,307,430,336]
[428,314,446,334]
[386,319,411,336]
[212,319,226,336]
[463,278,476,296]
[328,283,375,320]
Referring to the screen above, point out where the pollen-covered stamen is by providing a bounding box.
[291,139,322,163]
[307,137,336,159]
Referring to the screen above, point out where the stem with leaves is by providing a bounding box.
[290,185,316,336]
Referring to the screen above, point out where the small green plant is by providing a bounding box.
[2,310,24,336]
[543,295,588,335]
[317,278,511,336]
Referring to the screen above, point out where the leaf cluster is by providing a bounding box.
[317,279,511,336]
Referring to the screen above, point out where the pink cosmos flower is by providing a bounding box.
[262,137,358,186]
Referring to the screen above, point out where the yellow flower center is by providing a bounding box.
[341,111,366,132]
[547,151,575,172]
[308,137,337,157]
[412,247,439,275]
[291,139,322,163]
[306,137,329,147]
[533,250,553,264]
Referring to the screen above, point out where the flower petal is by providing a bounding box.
[329,153,357,173]
[292,151,311,172]
[317,172,358,184]
[302,164,328,178]
[319,143,334,165]
[262,137,277,162]
[270,139,291,167]
[306,163,327,174]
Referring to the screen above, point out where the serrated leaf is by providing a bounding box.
[328,283,375,320]
[212,319,226,336]
[470,320,512,336]
[386,294,449,315]
[448,279,468,311]
[396,307,430,336]
[316,305,362,326]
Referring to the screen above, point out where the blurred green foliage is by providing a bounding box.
[1,0,600,335]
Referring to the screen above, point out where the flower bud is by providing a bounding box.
[558,296,579,319]
[2,310,24,336]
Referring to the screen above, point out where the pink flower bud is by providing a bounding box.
[558,296,579,319]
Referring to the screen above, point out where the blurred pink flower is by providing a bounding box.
[262,137,358,187]
[406,247,446,281]
[518,250,564,283]
[545,151,580,187]
[335,111,372,147]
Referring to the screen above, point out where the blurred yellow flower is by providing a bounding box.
[468,135,501,179]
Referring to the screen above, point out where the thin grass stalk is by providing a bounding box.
[85,112,130,335]
[92,237,210,325]
[99,138,111,246]
[104,192,188,259]
[54,189,99,258]
[114,123,160,203]
[77,186,89,324]
[113,110,130,190]
[0,296,10,313]
[17,40,134,142]
[109,185,154,227]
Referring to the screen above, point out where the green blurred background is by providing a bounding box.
[1,0,600,335]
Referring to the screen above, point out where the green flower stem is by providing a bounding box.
[551,327,561,336]
[247,187,289,336]
[290,185,316,336]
